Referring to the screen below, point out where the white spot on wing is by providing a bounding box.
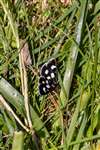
[43,87,46,92]
[45,69,49,75]
[46,80,49,84]
[51,65,56,70]
[42,81,45,84]
[51,73,55,78]
[47,76,51,80]
[46,84,50,88]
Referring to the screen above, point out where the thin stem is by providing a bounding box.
[70,134,100,146]
[91,17,99,134]
[0,95,29,132]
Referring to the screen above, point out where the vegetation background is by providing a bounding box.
[0,0,100,149]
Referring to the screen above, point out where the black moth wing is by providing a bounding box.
[39,58,58,95]
[39,76,50,95]
[40,58,57,80]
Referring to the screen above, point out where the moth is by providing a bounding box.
[39,58,58,95]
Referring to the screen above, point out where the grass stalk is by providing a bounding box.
[0,0,19,49]
[0,95,29,132]
[60,0,88,108]
[0,77,49,137]
[91,16,99,135]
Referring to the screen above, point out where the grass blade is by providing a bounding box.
[60,0,88,108]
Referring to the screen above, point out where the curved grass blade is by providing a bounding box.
[0,77,49,137]
[60,0,88,108]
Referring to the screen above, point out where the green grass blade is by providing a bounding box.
[91,15,100,135]
[0,77,49,137]
[12,131,24,150]
[73,113,87,150]
[65,96,80,149]
[0,77,25,116]
[60,0,88,108]
[0,0,19,49]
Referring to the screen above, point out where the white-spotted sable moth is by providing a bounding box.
[39,58,58,95]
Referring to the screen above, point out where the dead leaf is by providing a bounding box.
[20,40,32,67]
